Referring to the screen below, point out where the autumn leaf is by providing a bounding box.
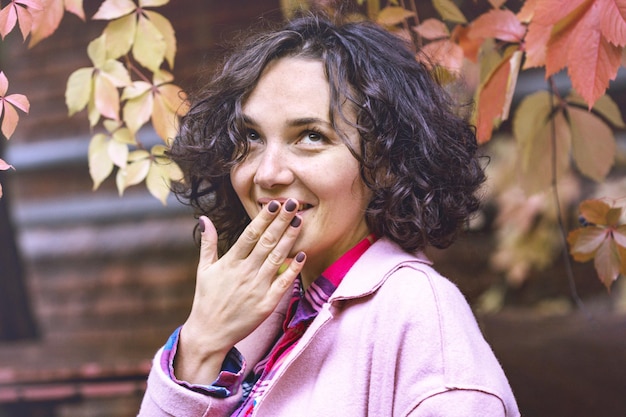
[513,91,572,195]
[29,0,85,47]
[0,0,43,40]
[594,236,622,289]
[0,71,30,139]
[432,0,467,24]
[115,149,151,195]
[567,105,616,182]
[531,0,625,107]
[474,47,522,143]
[469,9,526,43]
[376,6,415,27]
[451,25,482,62]
[413,18,449,40]
[418,39,464,75]
[579,199,622,226]
[65,35,131,124]
[600,0,626,46]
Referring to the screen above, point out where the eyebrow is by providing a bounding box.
[243,115,333,129]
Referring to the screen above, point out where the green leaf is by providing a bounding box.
[432,0,467,23]
[87,35,107,67]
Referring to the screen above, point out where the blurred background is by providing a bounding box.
[0,1,625,416]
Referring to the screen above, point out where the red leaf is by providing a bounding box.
[523,21,552,68]
[533,0,591,26]
[469,9,526,43]
[601,0,626,46]
[413,18,449,40]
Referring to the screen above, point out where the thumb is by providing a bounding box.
[198,216,219,268]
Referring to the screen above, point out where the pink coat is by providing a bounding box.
[139,238,520,416]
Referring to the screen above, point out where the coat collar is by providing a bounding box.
[329,238,432,302]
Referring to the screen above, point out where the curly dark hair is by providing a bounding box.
[170,14,486,254]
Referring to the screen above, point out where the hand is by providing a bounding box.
[174,199,306,384]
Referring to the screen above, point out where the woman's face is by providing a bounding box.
[231,57,372,286]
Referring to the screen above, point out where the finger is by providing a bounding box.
[246,199,300,263]
[198,216,219,271]
[256,214,303,277]
[228,200,282,259]
[268,251,306,300]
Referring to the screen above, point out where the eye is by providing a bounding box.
[299,130,326,145]
[245,129,262,143]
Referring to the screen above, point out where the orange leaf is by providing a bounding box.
[376,6,414,26]
[475,49,522,143]
[533,0,590,26]
[469,9,526,43]
[451,25,481,62]
[594,236,621,290]
[413,18,449,40]
[579,199,613,225]
[567,227,605,261]
[601,0,626,46]
[517,0,540,23]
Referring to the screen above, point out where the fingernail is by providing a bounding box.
[290,216,301,228]
[295,252,306,263]
[198,217,205,233]
[285,199,297,212]
[268,200,280,213]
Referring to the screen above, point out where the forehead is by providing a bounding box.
[243,57,330,117]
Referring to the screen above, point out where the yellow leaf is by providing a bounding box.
[93,0,136,20]
[107,138,128,168]
[153,69,173,85]
[102,14,135,59]
[568,105,616,182]
[146,161,170,205]
[112,126,136,145]
[144,10,176,69]
[133,15,166,72]
[116,157,150,195]
[87,34,107,67]
[94,75,120,120]
[123,90,153,133]
[100,59,131,87]
[88,133,114,190]
[65,67,93,116]
[432,0,467,23]
[128,149,150,162]
[88,94,100,127]
[376,6,415,26]
[140,0,169,6]
[594,237,621,290]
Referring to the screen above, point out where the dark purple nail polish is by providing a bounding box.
[290,216,301,228]
[198,218,205,233]
[295,252,306,263]
[285,199,297,212]
[268,200,280,213]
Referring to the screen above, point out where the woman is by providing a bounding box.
[139,14,520,417]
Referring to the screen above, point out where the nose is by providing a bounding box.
[253,143,294,188]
